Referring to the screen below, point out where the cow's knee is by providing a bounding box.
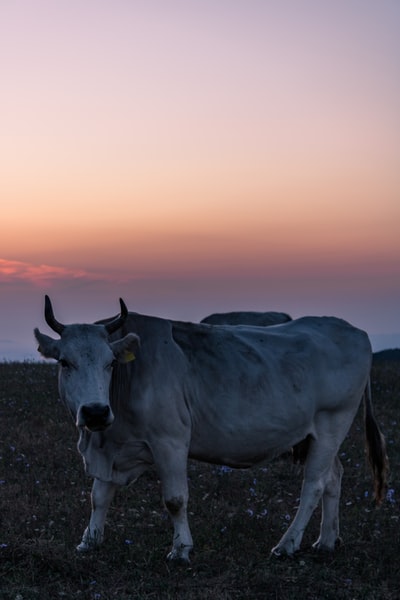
[165,495,184,515]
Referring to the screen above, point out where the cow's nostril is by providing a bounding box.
[81,404,110,418]
[80,404,112,431]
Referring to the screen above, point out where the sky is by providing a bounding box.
[1,0,399,360]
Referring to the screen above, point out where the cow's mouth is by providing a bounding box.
[84,422,112,433]
[77,404,114,432]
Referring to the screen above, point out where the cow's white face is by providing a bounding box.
[34,297,139,432]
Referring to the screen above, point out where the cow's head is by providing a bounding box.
[34,296,140,432]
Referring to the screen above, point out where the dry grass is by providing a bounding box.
[0,360,399,599]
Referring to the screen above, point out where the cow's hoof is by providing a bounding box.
[76,537,101,553]
[271,545,295,558]
[76,541,96,553]
[76,527,103,553]
[312,537,342,552]
[77,542,89,552]
[167,547,191,565]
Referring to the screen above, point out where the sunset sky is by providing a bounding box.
[1,0,399,359]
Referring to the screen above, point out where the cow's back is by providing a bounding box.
[201,310,292,326]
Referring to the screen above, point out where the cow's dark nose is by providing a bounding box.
[79,404,112,431]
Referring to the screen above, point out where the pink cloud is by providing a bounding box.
[0,258,98,285]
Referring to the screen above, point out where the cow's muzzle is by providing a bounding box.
[77,404,114,432]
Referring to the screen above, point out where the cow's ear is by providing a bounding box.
[34,329,61,360]
[111,333,140,364]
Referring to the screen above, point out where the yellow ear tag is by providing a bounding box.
[124,351,136,362]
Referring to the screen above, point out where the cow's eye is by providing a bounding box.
[59,358,70,369]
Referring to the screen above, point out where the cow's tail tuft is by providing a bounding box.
[364,378,389,505]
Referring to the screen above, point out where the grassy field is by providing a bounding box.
[0,360,399,599]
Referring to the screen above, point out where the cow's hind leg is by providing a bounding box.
[77,478,118,552]
[271,431,343,557]
[312,454,343,551]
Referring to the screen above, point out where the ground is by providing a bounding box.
[0,361,399,599]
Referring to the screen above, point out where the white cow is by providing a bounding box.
[35,296,388,562]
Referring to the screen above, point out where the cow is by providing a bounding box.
[34,296,388,562]
[201,310,292,326]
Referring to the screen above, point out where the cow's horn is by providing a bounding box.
[44,295,65,335]
[105,298,128,334]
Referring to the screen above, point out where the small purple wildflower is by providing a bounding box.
[386,488,395,504]
[219,465,233,474]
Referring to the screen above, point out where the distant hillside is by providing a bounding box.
[373,348,400,363]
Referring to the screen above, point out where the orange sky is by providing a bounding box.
[0,0,399,358]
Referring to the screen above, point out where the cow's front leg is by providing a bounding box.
[164,492,193,564]
[155,445,193,564]
[77,478,118,552]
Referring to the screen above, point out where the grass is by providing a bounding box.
[0,360,399,599]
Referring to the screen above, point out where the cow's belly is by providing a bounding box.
[188,418,313,468]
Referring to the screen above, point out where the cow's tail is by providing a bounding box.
[363,378,389,505]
